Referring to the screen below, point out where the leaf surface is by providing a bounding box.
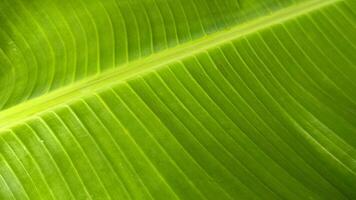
[0,0,355,199]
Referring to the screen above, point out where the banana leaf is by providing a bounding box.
[0,0,355,199]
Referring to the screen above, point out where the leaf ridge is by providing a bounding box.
[0,0,340,131]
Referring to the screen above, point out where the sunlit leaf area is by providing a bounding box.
[0,0,355,199]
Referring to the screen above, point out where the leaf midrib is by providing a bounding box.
[0,0,340,131]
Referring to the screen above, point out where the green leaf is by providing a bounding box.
[0,0,355,199]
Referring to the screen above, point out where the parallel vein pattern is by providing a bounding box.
[0,0,302,111]
[0,0,355,199]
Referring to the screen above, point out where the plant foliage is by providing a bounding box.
[0,0,355,199]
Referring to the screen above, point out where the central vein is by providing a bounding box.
[0,0,339,131]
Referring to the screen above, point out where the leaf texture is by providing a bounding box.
[0,0,356,199]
